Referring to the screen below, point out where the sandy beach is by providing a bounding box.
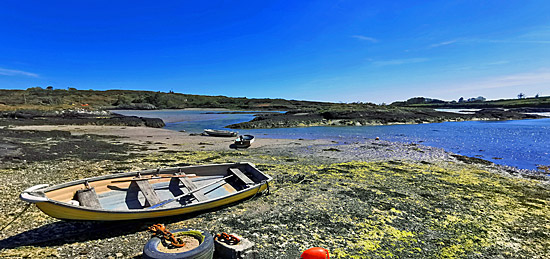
[11,125,335,152]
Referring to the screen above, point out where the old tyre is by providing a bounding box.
[143,228,214,259]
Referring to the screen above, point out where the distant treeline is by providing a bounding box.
[0,88,377,111]
[392,96,550,108]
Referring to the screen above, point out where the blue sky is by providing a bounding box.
[1,1,549,103]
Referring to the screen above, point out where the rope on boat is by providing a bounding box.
[0,203,31,232]
[250,180,269,200]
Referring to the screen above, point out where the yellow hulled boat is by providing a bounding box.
[20,163,271,221]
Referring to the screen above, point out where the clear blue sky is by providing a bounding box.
[1,1,549,103]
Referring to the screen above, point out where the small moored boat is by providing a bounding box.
[203,129,238,137]
[234,135,255,148]
[20,163,271,221]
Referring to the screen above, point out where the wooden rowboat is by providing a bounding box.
[20,163,271,221]
[203,129,238,137]
[234,135,255,148]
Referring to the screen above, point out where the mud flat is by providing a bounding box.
[0,126,549,258]
[8,125,334,153]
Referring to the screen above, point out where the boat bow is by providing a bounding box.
[20,184,50,203]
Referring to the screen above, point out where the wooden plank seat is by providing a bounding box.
[229,168,255,186]
[177,176,208,202]
[133,179,161,207]
[76,187,102,209]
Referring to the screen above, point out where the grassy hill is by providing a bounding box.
[2,88,548,113]
[392,96,550,108]
[0,88,377,112]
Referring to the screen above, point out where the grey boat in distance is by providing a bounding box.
[203,129,238,137]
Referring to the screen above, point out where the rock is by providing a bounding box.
[142,117,165,128]
[226,107,547,129]
[322,148,341,152]
[510,107,550,113]
[0,109,165,128]
[214,233,256,259]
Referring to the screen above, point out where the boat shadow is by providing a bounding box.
[0,194,264,249]
[229,144,250,149]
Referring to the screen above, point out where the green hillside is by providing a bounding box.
[2,88,548,112]
[392,96,550,108]
[0,88,361,111]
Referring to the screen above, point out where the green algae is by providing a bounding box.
[217,159,550,258]
[0,246,59,258]
[1,150,549,258]
[112,152,550,258]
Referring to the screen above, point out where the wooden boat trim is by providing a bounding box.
[177,176,209,202]
[229,168,255,186]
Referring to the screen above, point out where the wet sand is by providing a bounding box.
[12,125,335,152]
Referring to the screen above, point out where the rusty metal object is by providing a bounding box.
[215,232,241,245]
[148,224,186,248]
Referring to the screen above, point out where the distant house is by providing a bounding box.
[404,97,445,105]
[466,96,486,102]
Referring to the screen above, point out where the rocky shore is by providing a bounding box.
[0,109,165,128]
[0,125,549,258]
[227,108,545,129]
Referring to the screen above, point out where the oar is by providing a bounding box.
[148,175,234,209]
[110,174,197,183]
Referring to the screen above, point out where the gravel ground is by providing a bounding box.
[261,139,454,164]
[1,127,549,258]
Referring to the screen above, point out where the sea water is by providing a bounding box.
[113,110,550,170]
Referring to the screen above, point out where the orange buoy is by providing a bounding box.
[301,247,329,259]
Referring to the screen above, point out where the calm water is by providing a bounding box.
[113,109,259,132]
[113,110,550,170]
